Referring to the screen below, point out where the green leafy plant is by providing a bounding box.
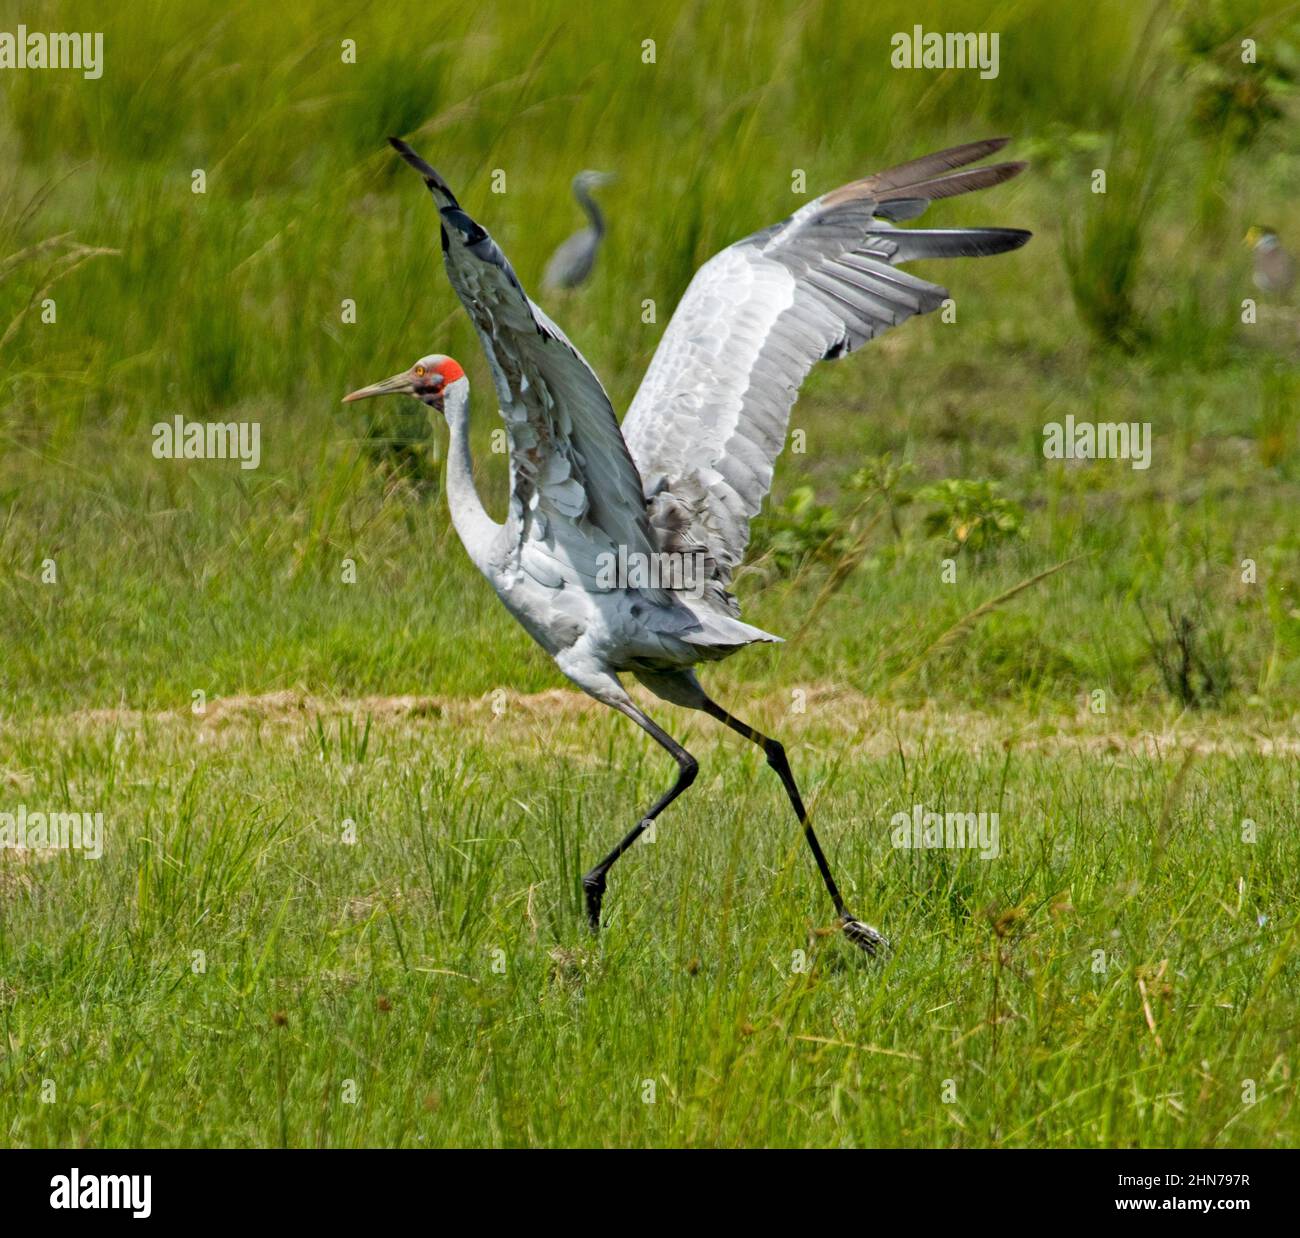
[1180,7,1291,151]
[916,478,1025,556]
[847,453,915,539]
[748,485,851,574]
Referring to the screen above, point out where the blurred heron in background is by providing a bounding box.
[542,170,616,291]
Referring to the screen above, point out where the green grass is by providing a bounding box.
[2,701,1298,1147]
[1,0,1299,1147]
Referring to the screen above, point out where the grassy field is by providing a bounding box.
[2,0,1299,1147]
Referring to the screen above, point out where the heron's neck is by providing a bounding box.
[576,184,605,238]
[442,381,500,573]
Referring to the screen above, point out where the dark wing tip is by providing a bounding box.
[387,136,426,170]
[888,227,1034,258]
[387,136,459,207]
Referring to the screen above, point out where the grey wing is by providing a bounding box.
[621,137,1030,614]
[390,140,661,593]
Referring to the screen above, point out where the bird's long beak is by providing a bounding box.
[1245,226,1262,248]
[341,371,414,403]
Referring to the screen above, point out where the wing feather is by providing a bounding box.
[390,138,663,597]
[622,139,1030,612]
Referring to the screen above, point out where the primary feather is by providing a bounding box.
[620,138,1030,617]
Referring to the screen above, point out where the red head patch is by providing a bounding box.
[435,357,465,384]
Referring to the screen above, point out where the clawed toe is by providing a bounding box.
[840,913,889,957]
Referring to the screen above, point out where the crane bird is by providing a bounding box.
[542,170,615,291]
[344,136,1030,954]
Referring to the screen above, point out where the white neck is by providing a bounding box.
[442,379,501,574]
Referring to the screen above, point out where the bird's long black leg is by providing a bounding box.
[698,697,887,956]
[581,703,698,932]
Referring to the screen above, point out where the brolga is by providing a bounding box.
[344,136,1030,954]
[541,170,615,291]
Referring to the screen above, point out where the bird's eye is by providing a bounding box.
[415,365,426,377]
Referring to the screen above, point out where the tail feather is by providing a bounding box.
[682,607,783,656]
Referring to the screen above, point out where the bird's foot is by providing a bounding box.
[582,871,607,933]
[840,912,889,957]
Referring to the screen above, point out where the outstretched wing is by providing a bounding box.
[621,138,1030,613]
[389,138,662,593]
